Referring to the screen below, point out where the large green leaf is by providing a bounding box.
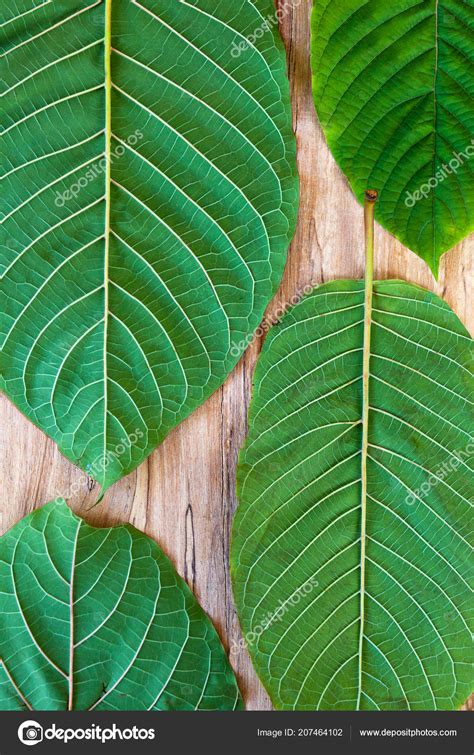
[311,0,474,274]
[0,0,298,493]
[232,279,473,710]
[0,500,242,710]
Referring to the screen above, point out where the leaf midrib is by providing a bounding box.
[68,520,81,711]
[357,292,371,708]
[432,0,440,264]
[102,0,112,476]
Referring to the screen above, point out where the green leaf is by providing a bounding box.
[0,499,242,711]
[231,279,473,710]
[311,0,474,275]
[0,0,298,493]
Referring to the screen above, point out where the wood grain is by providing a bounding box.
[0,0,472,711]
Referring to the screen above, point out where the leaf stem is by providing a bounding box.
[357,189,378,709]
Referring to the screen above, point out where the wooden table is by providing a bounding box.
[1,0,472,710]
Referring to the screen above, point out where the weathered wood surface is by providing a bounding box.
[1,0,472,710]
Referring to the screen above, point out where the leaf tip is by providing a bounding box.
[48,496,68,510]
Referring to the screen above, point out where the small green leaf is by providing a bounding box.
[232,279,473,710]
[0,500,242,711]
[311,0,474,275]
